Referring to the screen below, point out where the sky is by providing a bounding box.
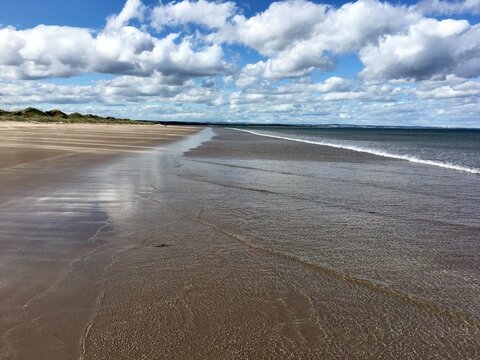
[0,0,479,126]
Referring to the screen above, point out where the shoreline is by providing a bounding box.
[1,126,478,359]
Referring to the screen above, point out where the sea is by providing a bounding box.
[234,126,480,173]
[183,126,480,322]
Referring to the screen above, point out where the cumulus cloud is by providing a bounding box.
[172,87,225,106]
[212,0,479,83]
[323,83,394,102]
[0,25,94,79]
[93,30,229,77]
[313,77,353,93]
[0,0,479,126]
[1,0,478,83]
[105,0,146,31]
[0,0,230,80]
[230,77,358,113]
[272,77,353,94]
[415,83,480,98]
[151,0,237,30]
[235,51,334,86]
[235,60,321,88]
[224,0,420,82]
[359,19,480,80]
[416,0,480,15]
[0,81,101,105]
[0,72,218,106]
[414,75,480,99]
[2,73,478,126]
[100,72,189,99]
[211,0,329,55]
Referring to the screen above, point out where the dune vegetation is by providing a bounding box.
[0,108,154,124]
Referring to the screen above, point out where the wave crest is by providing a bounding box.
[231,128,480,175]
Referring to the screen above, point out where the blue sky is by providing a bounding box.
[0,1,372,27]
[0,0,479,126]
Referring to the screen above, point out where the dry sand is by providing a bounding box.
[0,122,199,168]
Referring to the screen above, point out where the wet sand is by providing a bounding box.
[1,126,479,359]
[0,123,200,360]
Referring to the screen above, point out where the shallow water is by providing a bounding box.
[1,126,479,359]
[185,128,480,319]
[82,127,480,358]
[235,127,480,173]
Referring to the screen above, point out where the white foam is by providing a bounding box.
[231,128,480,174]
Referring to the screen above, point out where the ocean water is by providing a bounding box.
[183,128,480,321]
[234,127,480,173]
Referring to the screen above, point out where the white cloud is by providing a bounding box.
[0,0,479,126]
[100,72,189,99]
[416,0,480,15]
[213,0,420,55]
[0,0,230,80]
[105,0,146,31]
[173,87,225,106]
[0,70,226,108]
[313,77,353,93]
[96,30,229,77]
[359,19,480,80]
[0,25,94,79]
[2,0,478,84]
[268,77,353,94]
[323,90,393,102]
[0,81,101,105]
[0,76,194,107]
[225,0,420,82]
[151,0,237,30]
[213,0,479,83]
[212,0,328,55]
[0,24,229,80]
[414,76,480,99]
[1,73,479,126]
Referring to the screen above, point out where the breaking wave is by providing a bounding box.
[231,128,480,174]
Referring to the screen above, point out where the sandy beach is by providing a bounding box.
[1,125,479,359]
[0,123,201,360]
[1,0,479,357]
